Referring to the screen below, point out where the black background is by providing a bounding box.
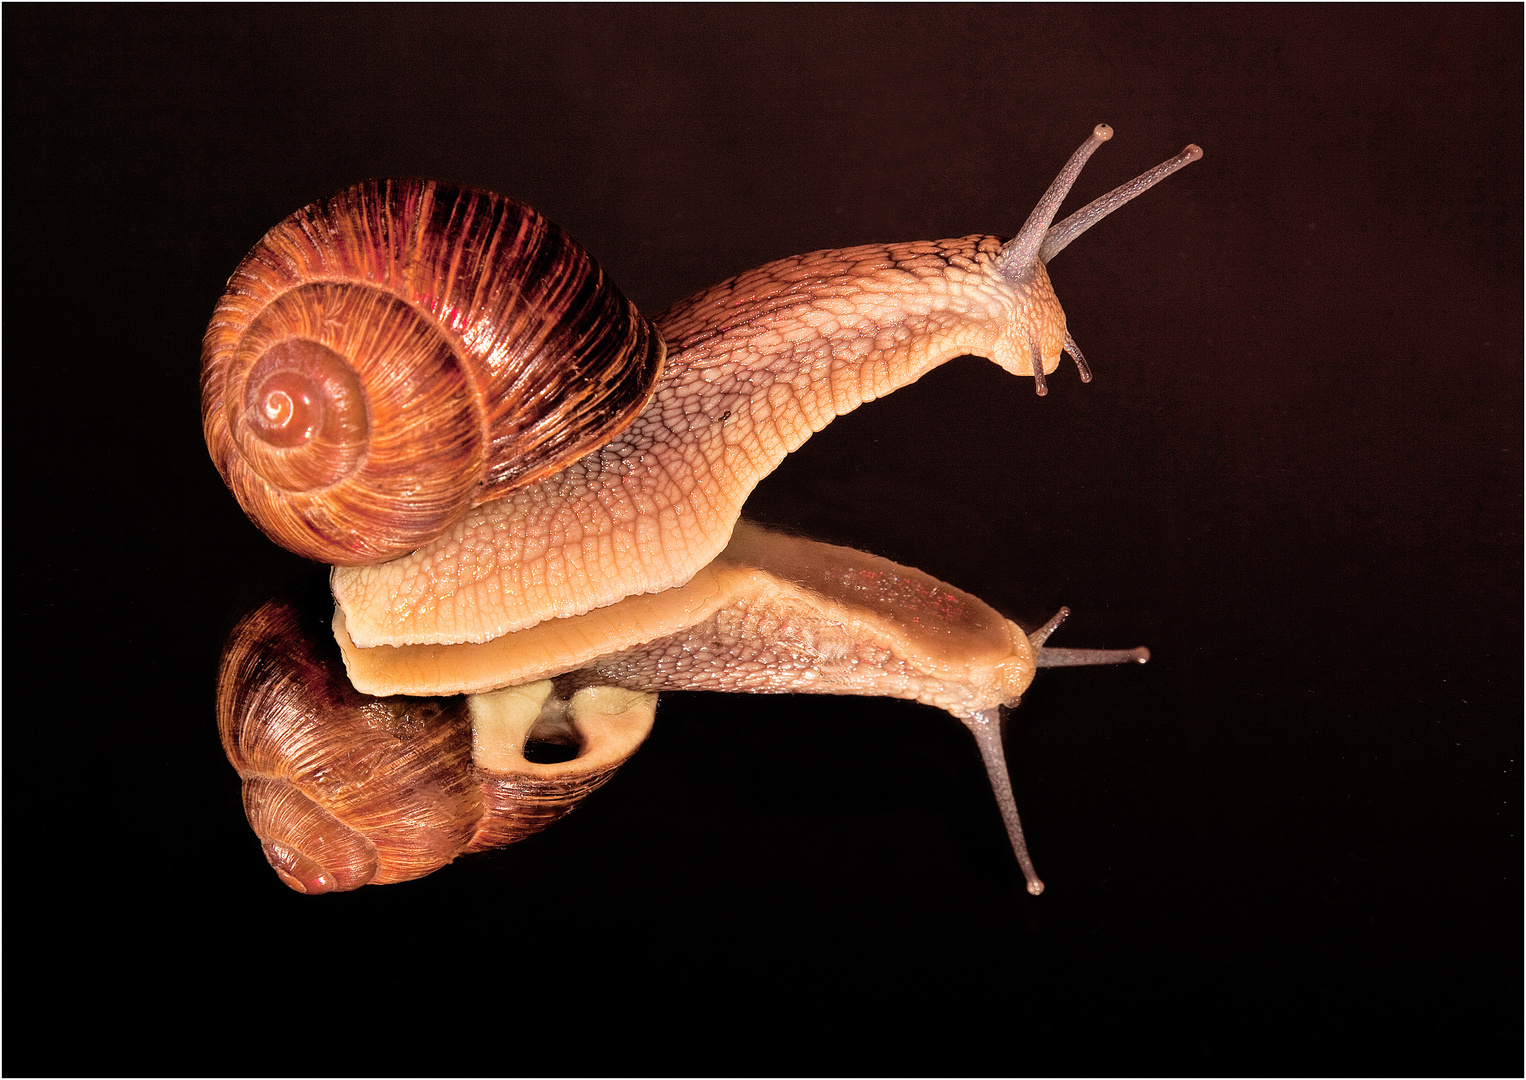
[7,6,1520,1074]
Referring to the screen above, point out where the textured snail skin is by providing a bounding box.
[335,237,1068,648]
[575,522,1040,719]
[335,520,1041,720]
[201,180,664,566]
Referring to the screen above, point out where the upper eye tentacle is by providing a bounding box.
[996,123,1114,283]
[1040,143,1203,263]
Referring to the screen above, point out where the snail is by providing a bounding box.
[206,124,1200,895]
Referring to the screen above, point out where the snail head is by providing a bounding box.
[992,125,1203,395]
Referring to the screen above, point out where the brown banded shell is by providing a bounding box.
[200,179,666,565]
[217,590,480,892]
[217,585,657,893]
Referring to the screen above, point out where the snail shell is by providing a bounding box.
[200,179,666,565]
[217,583,655,893]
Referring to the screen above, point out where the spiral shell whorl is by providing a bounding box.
[217,593,484,891]
[218,589,658,892]
[240,776,378,894]
[201,179,665,565]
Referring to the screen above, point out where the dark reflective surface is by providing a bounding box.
[7,7,1519,1073]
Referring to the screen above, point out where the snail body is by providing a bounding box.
[335,519,1053,710]
[335,233,1067,648]
[207,126,1200,894]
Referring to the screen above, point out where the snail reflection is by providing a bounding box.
[219,526,1147,893]
[207,126,1196,894]
[219,580,658,894]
